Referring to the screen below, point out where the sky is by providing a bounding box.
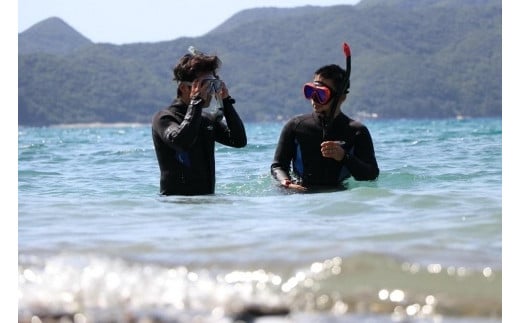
[18,0,360,44]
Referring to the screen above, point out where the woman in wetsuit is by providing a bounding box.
[270,64,379,192]
[152,49,247,196]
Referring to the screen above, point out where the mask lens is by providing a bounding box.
[212,79,222,92]
[203,79,222,95]
[303,83,331,104]
[314,88,329,104]
[303,84,315,99]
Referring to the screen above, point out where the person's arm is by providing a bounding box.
[154,99,203,151]
[214,96,247,148]
[344,126,379,181]
[271,121,307,191]
[212,81,247,148]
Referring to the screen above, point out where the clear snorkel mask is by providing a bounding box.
[202,77,224,109]
[188,46,224,110]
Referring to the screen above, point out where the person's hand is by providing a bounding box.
[321,141,345,161]
[217,80,230,99]
[190,78,212,103]
[281,179,307,192]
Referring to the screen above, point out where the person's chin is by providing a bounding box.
[313,107,326,115]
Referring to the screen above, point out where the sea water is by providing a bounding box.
[18,118,502,323]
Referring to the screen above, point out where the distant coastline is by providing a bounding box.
[48,122,149,129]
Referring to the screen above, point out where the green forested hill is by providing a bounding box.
[18,0,501,126]
[18,17,92,55]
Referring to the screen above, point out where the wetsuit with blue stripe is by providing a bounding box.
[271,112,379,188]
[152,97,247,195]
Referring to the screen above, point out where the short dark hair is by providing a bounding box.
[314,64,349,94]
[173,53,221,82]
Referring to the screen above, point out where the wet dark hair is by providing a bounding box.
[173,53,221,82]
[314,64,349,94]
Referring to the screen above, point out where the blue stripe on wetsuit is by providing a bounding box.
[293,139,304,177]
[175,150,191,167]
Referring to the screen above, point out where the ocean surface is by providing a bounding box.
[18,117,502,323]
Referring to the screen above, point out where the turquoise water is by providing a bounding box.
[18,118,502,322]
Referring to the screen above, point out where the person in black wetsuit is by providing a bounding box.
[152,49,247,195]
[271,64,379,192]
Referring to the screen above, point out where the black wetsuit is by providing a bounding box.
[152,97,247,195]
[271,112,379,188]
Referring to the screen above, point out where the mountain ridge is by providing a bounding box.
[18,17,93,55]
[18,0,501,126]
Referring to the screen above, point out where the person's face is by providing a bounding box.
[179,82,192,104]
[310,75,336,115]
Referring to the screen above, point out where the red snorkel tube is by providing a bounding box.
[342,42,351,94]
[323,42,351,139]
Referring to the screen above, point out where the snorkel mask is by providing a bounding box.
[201,77,224,108]
[202,78,223,95]
[188,46,224,109]
[303,82,336,105]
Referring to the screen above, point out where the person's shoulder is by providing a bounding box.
[349,119,365,129]
[152,107,170,121]
[287,113,313,124]
[342,114,366,129]
[280,113,312,130]
[152,104,183,127]
[346,118,374,138]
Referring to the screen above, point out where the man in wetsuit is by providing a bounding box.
[152,49,247,195]
[271,64,379,192]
